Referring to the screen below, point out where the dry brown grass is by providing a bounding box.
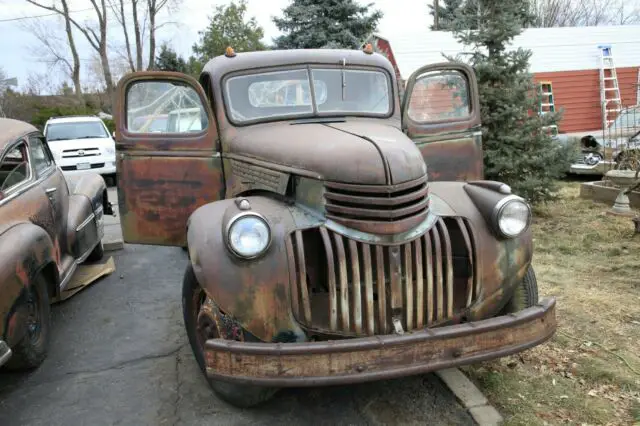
[461,181,640,426]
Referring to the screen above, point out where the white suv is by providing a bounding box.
[43,115,117,182]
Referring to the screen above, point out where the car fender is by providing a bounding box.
[66,173,108,212]
[0,222,58,346]
[428,181,534,319]
[187,195,307,343]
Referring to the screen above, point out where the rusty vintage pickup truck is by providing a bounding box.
[113,46,557,407]
[0,118,112,370]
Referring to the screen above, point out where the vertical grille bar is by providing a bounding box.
[362,244,375,335]
[456,218,475,307]
[414,238,424,328]
[294,231,312,323]
[319,227,338,331]
[389,246,403,319]
[403,243,413,330]
[424,231,434,326]
[432,225,444,322]
[285,236,300,319]
[437,220,454,318]
[375,246,387,334]
[348,240,363,334]
[333,233,350,331]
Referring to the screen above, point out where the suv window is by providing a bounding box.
[0,142,31,193]
[45,120,109,142]
[29,136,54,177]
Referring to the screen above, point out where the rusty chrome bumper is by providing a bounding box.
[204,297,556,387]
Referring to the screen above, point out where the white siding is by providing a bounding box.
[384,25,640,78]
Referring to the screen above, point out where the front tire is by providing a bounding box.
[502,266,539,314]
[86,241,105,262]
[4,274,51,371]
[181,265,278,408]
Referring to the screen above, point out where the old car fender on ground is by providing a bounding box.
[428,181,534,319]
[187,195,308,343]
[0,222,59,347]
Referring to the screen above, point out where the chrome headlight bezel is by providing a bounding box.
[224,212,272,259]
[492,195,532,238]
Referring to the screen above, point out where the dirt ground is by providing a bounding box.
[462,181,640,425]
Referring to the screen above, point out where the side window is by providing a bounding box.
[126,80,208,134]
[29,136,54,177]
[0,142,31,193]
[406,70,471,123]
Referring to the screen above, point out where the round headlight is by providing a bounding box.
[227,213,271,258]
[495,197,531,238]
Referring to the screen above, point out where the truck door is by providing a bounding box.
[401,62,483,181]
[114,72,225,247]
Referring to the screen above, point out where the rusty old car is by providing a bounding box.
[113,46,557,407]
[0,118,112,370]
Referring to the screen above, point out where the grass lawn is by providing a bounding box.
[461,181,640,425]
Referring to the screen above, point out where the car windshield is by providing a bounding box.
[46,121,109,141]
[224,67,391,123]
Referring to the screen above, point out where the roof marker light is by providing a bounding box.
[363,43,374,54]
[225,46,236,57]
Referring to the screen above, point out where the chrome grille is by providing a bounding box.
[323,175,429,235]
[286,216,479,336]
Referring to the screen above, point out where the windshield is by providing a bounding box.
[224,67,391,123]
[611,108,640,129]
[46,121,109,141]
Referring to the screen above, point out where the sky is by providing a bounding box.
[0,0,433,92]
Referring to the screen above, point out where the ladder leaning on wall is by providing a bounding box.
[598,45,623,129]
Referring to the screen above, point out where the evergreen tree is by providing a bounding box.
[447,0,569,204]
[429,0,481,31]
[273,0,383,49]
[192,0,266,64]
[155,43,188,73]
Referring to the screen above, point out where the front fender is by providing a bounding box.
[187,195,306,343]
[65,173,107,211]
[0,223,57,346]
[428,181,533,319]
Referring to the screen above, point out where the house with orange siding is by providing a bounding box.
[371,25,640,135]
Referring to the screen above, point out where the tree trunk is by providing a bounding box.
[132,0,143,70]
[118,0,136,72]
[61,0,82,97]
[147,0,156,70]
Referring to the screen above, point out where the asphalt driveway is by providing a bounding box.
[0,243,475,426]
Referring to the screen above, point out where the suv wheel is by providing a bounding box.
[181,265,278,408]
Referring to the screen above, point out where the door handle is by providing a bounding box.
[45,187,57,194]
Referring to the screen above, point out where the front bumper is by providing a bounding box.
[569,161,614,175]
[0,339,12,367]
[204,297,556,387]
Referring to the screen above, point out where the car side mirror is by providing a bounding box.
[112,131,116,139]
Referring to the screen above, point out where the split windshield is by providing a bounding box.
[224,67,391,123]
[46,121,109,142]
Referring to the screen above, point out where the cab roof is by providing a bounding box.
[0,118,38,152]
[201,49,397,80]
[46,115,103,124]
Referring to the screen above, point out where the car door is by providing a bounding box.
[28,134,69,243]
[114,71,225,247]
[401,62,483,181]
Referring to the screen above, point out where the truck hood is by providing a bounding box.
[227,121,427,185]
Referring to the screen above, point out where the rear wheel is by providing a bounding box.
[181,265,278,408]
[4,274,51,371]
[502,266,539,314]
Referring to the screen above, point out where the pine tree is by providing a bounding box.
[155,43,188,73]
[447,0,570,204]
[272,0,383,49]
[429,0,481,31]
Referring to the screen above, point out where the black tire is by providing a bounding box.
[86,241,105,262]
[4,274,51,371]
[181,265,278,408]
[502,266,539,314]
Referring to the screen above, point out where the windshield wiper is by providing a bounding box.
[47,138,69,141]
[75,135,106,139]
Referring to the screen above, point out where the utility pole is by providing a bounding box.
[0,77,18,118]
[434,0,440,30]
